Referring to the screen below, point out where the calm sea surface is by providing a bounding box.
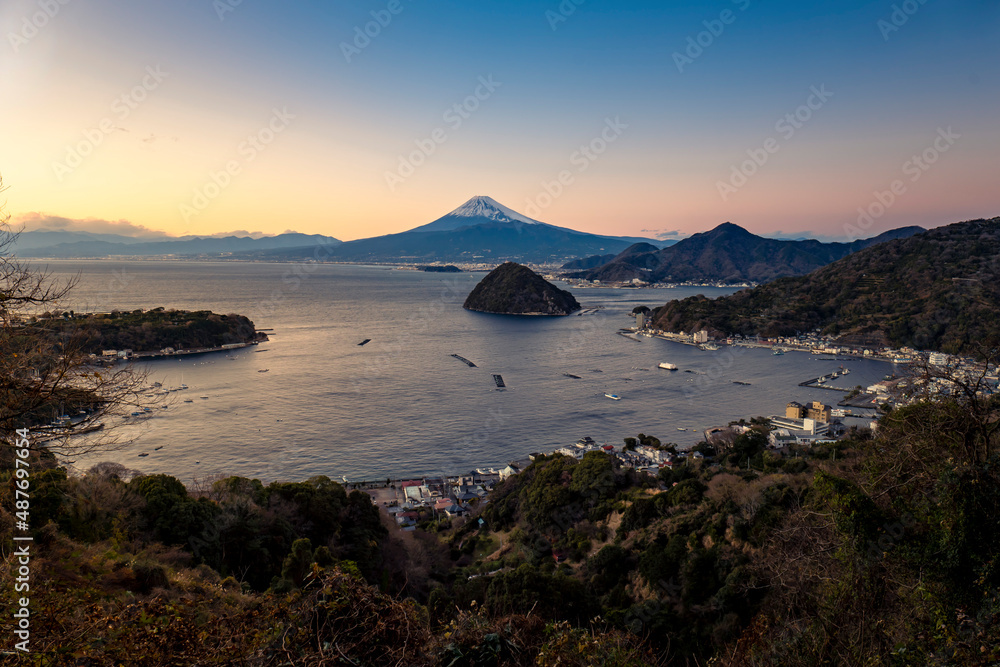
[33,260,895,484]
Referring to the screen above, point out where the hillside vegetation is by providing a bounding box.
[565,223,923,284]
[653,217,1000,353]
[464,262,581,315]
[27,308,262,353]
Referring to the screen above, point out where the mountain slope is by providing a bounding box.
[407,195,547,232]
[652,217,1000,353]
[257,197,658,264]
[464,262,581,315]
[566,223,925,283]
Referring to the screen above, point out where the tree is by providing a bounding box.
[1,180,146,459]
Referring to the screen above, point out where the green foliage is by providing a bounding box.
[34,308,260,354]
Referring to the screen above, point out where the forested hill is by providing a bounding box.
[27,308,263,353]
[564,222,924,284]
[652,217,1000,354]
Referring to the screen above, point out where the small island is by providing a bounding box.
[418,265,463,273]
[27,307,267,358]
[463,262,581,316]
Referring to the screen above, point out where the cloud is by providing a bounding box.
[766,230,851,243]
[12,213,171,239]
[641,229,691,241]
[179,230,272,239]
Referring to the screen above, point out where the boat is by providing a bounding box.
[179,383,188,389]
[604,393,621,401]
[199,395,209,400]
[677,427,686,431]
[258,369,269,373]
[138,453,149,457]
[154,446,164,451]
[183,399,194,403]
[700,343,719,351]
[658,362,678,370]
[773,349,785,356]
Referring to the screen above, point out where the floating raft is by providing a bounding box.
[492,374,506,388]
[451,354,477,367]
[358,339,371,346]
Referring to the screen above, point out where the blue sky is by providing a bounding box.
[1,0,997,240]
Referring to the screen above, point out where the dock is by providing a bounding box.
[799,368,854,392]
[492,374,506,388]
[451,354,477,367]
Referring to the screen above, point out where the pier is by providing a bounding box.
[451,354,477,367]
[799,368,854,392]
[616,330,641,342]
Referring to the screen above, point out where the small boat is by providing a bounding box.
[258,369,269,373]
[658,362,678,370]
[154,446,164,451]
[138,453,149,457]
[773,349,785,356]
[677,427,686,431]
[179,384,188,390]
[183,399,194,403]
[199,395,209,400]
[358,339,372,346]
[605,393,621,401]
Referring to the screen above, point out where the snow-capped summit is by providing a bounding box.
[407,196,548,233]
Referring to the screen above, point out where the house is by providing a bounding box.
[443,505,467,518]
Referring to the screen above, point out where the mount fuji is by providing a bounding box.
[407,196,550,233]
[256,196,662,264]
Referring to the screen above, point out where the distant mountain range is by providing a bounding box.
[11,196,656,263]
[12,232,342,258]
[652,217,1000,354]
[253,196,662,264]
[564,222,925,284]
